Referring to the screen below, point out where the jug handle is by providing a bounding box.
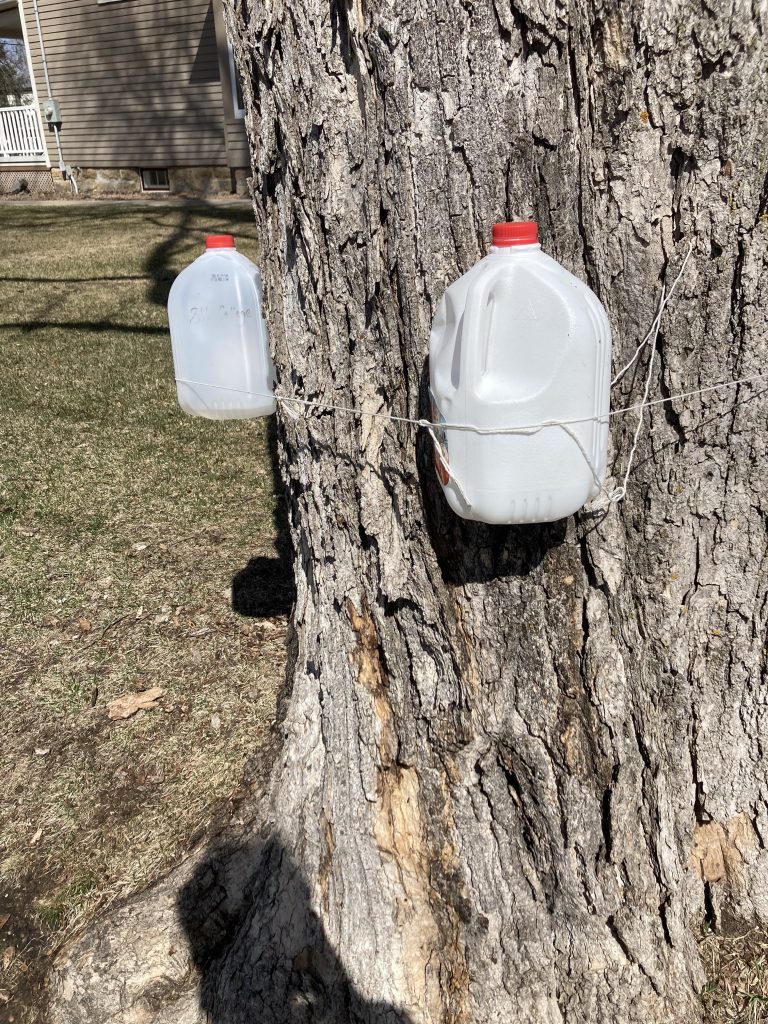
[459,262,508,389]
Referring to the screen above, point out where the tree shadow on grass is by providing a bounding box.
[178,835,414,1024]
[231,418,296,618]
[142,199,256,308]
[0,201,258,322]
[231,548,294,617]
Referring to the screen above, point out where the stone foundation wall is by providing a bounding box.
[0,166,251,199]
[72,168,142,195]
[70,166,250,197]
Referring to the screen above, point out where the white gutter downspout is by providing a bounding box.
[30,0,77,193]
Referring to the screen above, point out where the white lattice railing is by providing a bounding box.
[0,105,46,162]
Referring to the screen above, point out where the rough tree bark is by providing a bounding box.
[51,1,768,1023]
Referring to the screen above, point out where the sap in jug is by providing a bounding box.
[429,221,611,524]
[168,234,276,420]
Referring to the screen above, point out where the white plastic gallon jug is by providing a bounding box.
[429,221,611,524]
[168,234,276,419]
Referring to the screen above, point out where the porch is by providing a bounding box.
[1,105,46,162]
[0,0,48,164]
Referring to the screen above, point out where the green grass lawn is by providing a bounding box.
[0,202,288,1020]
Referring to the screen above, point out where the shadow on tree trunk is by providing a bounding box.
[177,835,415,1023]
[416,357,568,583]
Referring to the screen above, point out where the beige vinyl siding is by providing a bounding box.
[225,120,249,168]
[24,0,228,167]
[209,0,249,169]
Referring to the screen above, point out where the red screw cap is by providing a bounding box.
[492,221,539,247]
[206,234,236,249]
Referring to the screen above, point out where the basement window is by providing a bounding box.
[141,168,170,192]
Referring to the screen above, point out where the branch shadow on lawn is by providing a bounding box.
[0,199,256,314]
[0,319,169,334]
[143,199,256,308]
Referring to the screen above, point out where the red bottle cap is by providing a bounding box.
[206,234,236,249]
[492,221,539,247]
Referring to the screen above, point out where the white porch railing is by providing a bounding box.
[0,105,47,163]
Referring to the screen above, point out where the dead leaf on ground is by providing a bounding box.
[30,828,43,846]
[107,687,165,720]
[2,947,15,970]
[0,914,9,931]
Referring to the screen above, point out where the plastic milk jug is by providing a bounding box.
[168,235,276,419]
[429,221,611,524]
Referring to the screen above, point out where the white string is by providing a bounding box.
[617,284,663,500]
[611,243,694,387]
[174,243,764,509]
[174,371,768,435]
[593,283,665,507]
[599,243,690,505]
[177,368,767,504]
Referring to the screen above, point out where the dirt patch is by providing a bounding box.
[0,876,51,1024]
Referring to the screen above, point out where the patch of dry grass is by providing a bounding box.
[0,202,288,1020]
[702,928,768,1024]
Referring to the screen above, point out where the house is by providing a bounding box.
[0,0,249,196]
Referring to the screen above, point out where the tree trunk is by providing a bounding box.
[50,2,768,1023]
[217,0,768,1020]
